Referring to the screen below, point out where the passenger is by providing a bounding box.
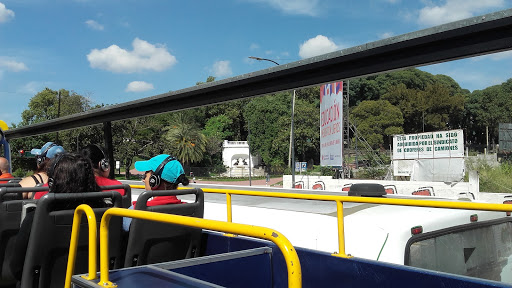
[0,157,13,183]
[10,153,103,281]
[18,142,65,198]
[122,154,189,231]
[80,144,125,196]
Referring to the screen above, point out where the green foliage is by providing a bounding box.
[351,100,404,149]
[358,167,388,179]
[465,82,512,145]
[163,113,207,166]
[466,159,512,193]
[203,115,234,139]
[245,93,291,169]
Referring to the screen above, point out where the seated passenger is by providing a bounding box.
[123,154,189,231]
[10,153,103,281]
[80,144,125,196]
[19,142,65,198]
[0,157,13,183]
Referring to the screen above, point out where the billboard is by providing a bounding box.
[392,129,464,181]
[320,81,343,167]
[393,129,464,160]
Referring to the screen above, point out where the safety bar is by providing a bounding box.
[130,184,512,258]
[98,208,301,288]
[64,204,98,288]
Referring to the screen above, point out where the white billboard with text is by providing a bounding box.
[320,81,343,167]
[393,129,464,181]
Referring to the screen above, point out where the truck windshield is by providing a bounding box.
[407,221,512,283]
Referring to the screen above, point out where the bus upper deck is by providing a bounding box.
[0,7,512,288]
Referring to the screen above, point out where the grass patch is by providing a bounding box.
[466,159,512,193]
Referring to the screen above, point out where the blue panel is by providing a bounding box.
[294,247,512,288]
[172,252,272,288]
[107,267,221,288]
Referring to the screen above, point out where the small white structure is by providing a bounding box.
[222,140,263,177]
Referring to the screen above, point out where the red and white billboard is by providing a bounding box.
[320,81,343,167]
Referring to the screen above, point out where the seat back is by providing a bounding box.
[0,188,41,285]
[20,191,123,288]
[0,178,22,184]
[124,188,204,267]
[99,184,132,208]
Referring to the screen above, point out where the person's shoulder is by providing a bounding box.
[95,175,122,185]
[19,175,37,187]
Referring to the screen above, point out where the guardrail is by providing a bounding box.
[129,184,512,258]
[65,204,98,288]
[65,206,302,288]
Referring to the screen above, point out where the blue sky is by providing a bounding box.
[1,0,511,126]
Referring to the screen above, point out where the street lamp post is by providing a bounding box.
[249,56,295,188]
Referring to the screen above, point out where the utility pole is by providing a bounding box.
[249,56,295,188]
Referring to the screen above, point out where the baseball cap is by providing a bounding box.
[31,142,66,159]
[135,154,184,184]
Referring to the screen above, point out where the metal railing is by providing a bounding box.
[65,205,98,288]
[128,184,512,259]
[65,206,301,288]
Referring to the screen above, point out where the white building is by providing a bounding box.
[222,140,263,177]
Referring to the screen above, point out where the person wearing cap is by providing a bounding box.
[122,154,189,231]
[19,142,65,198]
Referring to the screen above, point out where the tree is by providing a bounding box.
[245,93,290,171]
[465,80,512,146]
[11,88,96,161]
[163,113,207,167]
[112,116,166,179]
[351,100,404,149]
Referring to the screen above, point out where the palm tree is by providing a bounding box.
[164,117,207,166]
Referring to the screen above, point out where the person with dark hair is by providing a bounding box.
[19,142,65,197]
[10,153,103,280]
[123,154,189,231]
[80,144,125,196]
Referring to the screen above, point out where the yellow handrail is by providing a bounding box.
[98,208,301,288]
[131,185,511,258]
[64,204,98,288]
[129,184,512,258]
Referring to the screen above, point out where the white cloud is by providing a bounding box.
[418,0,505,27]
[299,35,339,59]
[472,50,512,61]
[488,50,512,60]
[0,2,14,23]
[250,43,259,50]
[18,81,43,94]
[0,57,28,72]
[85,19,104,31]
[87,38,177,73]
[212,60,232,78]
[378,32,395,39]
[247,0,320,16]
[125,81,154,92]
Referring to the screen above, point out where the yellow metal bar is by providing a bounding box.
[332,200,351,258]
[64,205,98,288]
[129,184,512,257]
[99,208,301,288]
[226,192,233,222]
[130,184,145,189]
[184,187,512,213]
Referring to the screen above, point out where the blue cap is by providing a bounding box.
[31,142,66,159]
[135,154,184,183]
